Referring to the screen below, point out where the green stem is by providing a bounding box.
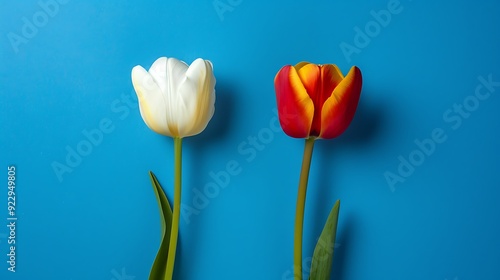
[294,137,315,280]
[165,137,182,280]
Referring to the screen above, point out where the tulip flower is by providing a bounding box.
[274,62,362,280]
[132,57,216,138]
[274,62,362,139]
[131,57,215,280]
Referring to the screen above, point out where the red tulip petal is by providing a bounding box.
[275,65,314,138]
[306,64,345,136]
[320,64,344,102]
[319,66,362,139]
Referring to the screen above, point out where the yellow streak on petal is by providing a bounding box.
[296,63,320,99]
[294,61,312,71]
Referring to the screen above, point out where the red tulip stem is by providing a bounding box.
[165,137,182,280]
[294,137,315,280]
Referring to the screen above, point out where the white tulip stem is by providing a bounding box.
[165,137,182,279]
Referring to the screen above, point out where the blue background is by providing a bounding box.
[1,0,499,279]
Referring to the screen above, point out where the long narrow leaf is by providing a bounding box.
[148,171,173,280]
[309,200,340,280]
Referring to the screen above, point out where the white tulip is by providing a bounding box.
[131,57,216,138]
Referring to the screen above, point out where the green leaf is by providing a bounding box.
[309,200,340,280]
[148,171,173,280]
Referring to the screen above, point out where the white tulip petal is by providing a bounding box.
[175,78,199,136]
[131,65,172,136]
[160,58,188,136]
[166,57,189,89]
[177,58,216,137]
[148,57,169,95]
[191,59,216,135]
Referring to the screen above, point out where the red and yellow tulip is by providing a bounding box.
[274,62,362,139]
[274,62,363,280]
